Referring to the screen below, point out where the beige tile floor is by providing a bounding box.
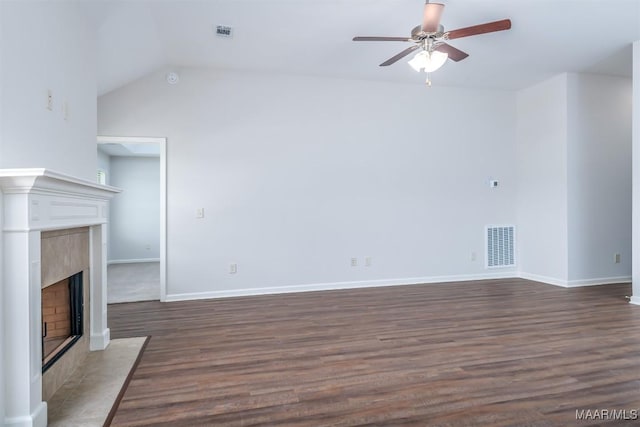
[47,337,147,427]
[107,262,159,304]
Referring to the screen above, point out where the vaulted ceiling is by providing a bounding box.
[85,0,640,95]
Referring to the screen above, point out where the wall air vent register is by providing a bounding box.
[486,225,515,268]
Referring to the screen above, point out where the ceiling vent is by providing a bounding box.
[215,25,233,38]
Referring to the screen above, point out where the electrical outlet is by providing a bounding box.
[614,253,621,264]
[229,263,237,274]
[471,252,477,261]
[365,257,372,267]
[196,208,205,218]
[350,257,358,267]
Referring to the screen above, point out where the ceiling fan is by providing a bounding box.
[353,1,511,85]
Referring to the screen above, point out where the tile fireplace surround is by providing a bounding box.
[0,169,120,427]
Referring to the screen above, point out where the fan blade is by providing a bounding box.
[353,36,411,42]
[422,2,445,33]
[379,45,420,66]
[435,43,469,62]
[446,19,511,40]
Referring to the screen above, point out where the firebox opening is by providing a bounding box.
[42,271,83,372]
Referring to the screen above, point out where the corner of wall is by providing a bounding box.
[566,72,632,283]
[515,73,570,283]
[518,271,568,287]
[632,40,640,299]
[0,191,4,425]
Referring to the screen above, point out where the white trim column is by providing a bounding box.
[0,191,5,425]
[631,41,640,305]
[90,224,110,350]
[3,196,47,426]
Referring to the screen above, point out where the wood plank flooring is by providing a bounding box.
[108,279,640,426]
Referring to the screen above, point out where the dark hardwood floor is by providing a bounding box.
[108,279,640,426]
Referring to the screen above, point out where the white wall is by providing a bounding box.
[0,1,97,181]
[633,41,640,303]
[109,156,160,262]
[0,2,98,423]
[516,74,569,284]
[517,72,632,287]
[567,73,632,283]
[99,68,518,299]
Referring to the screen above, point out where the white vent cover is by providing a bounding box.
[215,25,233,38]
[486,225,515,268]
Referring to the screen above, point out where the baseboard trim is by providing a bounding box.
[108,258,159,265]
[518,272,631,288]
[517,272,567,287]
[4,401,47,427]
[164,272,516,302]
[164,270,633,302]
[565,276,631,287]
[629,296,640,306]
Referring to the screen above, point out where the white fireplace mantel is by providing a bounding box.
[0,168,121,231]
[0,168,120,427]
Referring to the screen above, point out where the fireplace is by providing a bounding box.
[0,169,120,427]
[42,272,83,372]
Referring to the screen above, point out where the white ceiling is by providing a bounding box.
[87,0,640,95]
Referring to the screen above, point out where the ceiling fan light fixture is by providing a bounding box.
[408,50,448,73]
[408,51,427,72]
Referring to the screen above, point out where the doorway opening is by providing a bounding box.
[97,136,167,302]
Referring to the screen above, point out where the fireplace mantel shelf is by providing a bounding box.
[0,168,121,198]
[0,168,121,233]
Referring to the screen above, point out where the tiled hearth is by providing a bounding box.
[0,169,119,427]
